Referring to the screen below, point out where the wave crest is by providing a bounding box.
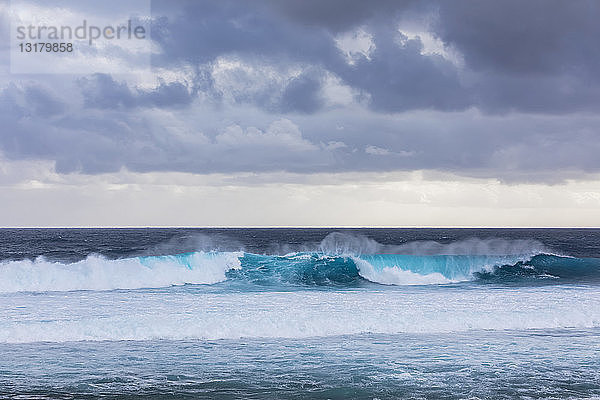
[318,232,550,256]
[0,251,242,293]
[1,249,599,293]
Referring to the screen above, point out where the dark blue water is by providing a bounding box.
[2,227,600,260]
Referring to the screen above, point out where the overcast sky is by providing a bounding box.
[1,0,599,227]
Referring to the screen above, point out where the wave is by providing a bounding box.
[353,254,534,285]
[0,252,242,293]
[1,249,600,293]
[474,254,600,282]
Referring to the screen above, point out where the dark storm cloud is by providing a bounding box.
[264,0,417,33]
[147,0,600,114]
[149,0,469,113]
[150,0,340,66]
[279,70,324,114]
[335,29,470,112]
[433,0,600,113]
[434,0,600,76]
[148,1,350,113]
[2,0,600,181]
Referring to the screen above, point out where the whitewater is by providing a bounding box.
[0,252,523,292]
[2,284,600,343]
[2,228,600,398]
[1,246,595,294]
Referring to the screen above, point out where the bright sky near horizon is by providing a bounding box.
[1,0,600,227]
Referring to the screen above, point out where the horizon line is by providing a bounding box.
[1,226,599,229]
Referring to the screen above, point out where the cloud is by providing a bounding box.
[334,27,470,112]
[2,161,599,227]
[210,119,331,170]
[4,0,600,115]
[2,78,600,182]
[0,84,335,174]
[365,145,390,156]
[150,0,340,66]
[265,0,417,33]
[433,0,600,113]
[148,0,600,114]
[79,74,194,109]
[148,0,471,113]
[279,70,324,114]
[434,0,600,76]
[2,0,600,184]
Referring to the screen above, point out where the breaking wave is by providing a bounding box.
[0,251,242,293]
[1,250,599,293]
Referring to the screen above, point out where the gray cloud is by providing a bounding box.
[435,0,600,76]
[149,0,470,113]
[79,74,194,109]
[279,70,324,114]
[147,0,600,114]
[2,0,600,182]
[2,81,600,181]
[0,83,334,174]
[433,0,600,113]
[334,29,470,112]
[150,0,340,66]
[264,0,418,33]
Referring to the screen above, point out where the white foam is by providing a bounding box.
[353,257,454,285]
[1,286,599,343]
[0,252,242,293]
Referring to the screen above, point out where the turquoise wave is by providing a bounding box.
[2,251,600,293]
[225,253,600,287]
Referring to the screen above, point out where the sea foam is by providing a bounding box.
[1,287,599,343]
[0,251,242,292]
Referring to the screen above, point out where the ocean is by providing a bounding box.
[1,228,599,399]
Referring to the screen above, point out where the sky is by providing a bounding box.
[1,0,599,227]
